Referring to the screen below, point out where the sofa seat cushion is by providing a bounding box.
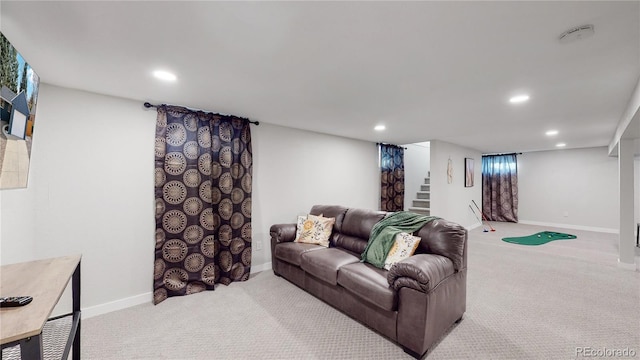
[275,242,324,266]
[337,262,397,311]
[301,248,359,285]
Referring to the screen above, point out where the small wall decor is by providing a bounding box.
[447,157,453,184]
[465,158,474,187]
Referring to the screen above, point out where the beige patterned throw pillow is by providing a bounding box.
[294,214,335,247]
[383,232,421,270]
[293,215,306,241]
[293,214,323,242]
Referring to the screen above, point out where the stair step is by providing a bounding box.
[424,177,430,184]
[409,207,430,216]
[416,191,430,199]
[420,184,430,191]
[413,199,430,208]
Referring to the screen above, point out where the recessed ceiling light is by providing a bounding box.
[545,130,559,136]
[556,143,566,148]
[509,94,530,104]
[153,70,177,81]
[374,125,386,131]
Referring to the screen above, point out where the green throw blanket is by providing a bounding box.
[361,211,439,268]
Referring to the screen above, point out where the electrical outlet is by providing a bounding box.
[254,239,263,250]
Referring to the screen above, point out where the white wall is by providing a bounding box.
[402,142,430,210]
[0,181,37,265]
[633,158,640,224]
[0,84,379,315]
[1,84,157,314]
[518,147,619,232]
[251,123,379,267]
[429,140,482,228]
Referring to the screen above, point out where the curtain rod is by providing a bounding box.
[376,142,408,150]
[143,102,259,125]
[482,152,522,156]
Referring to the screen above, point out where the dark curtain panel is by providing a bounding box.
[380,144,404,212]
[154,105,252,305]
[482,154,518,222]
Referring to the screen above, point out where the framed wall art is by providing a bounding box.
[0,32,40,189]
[465,158,474,187]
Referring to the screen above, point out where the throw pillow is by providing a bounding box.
[293,215,307,242]
[295,214,335,247]
[383,232,421,270]
[293,214,324,242]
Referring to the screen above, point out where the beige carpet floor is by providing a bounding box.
[7,223,637,359]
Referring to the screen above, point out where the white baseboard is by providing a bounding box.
[466,222,482,231]
[251,261,272,274]
[617,259,638,271]
[518,220,618,234]
[82,292,152,319]
[82,262,274,319]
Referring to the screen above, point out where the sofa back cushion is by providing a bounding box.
[310,205,348,233]
[414,219,467,271]
[342,208,387,238]
[335,208,387,254]
[333,234,367,256]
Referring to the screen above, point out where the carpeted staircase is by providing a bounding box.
[408,174,430,215]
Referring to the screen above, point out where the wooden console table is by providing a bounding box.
[0,255,81,360]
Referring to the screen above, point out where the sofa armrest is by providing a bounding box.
[387,254,455,293]
[270,223,297,244]
[414,219,467,272]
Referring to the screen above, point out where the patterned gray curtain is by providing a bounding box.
[380,144,404,212]
[154,105,252,305]
[482,154,518,222]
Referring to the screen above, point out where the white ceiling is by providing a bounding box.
[1,1,639,153]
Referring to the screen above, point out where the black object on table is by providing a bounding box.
[0,255,81,360]
[0,296,33,307]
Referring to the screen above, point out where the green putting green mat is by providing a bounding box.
[502,231,577,246]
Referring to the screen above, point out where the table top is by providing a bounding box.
[0,254,81,345]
